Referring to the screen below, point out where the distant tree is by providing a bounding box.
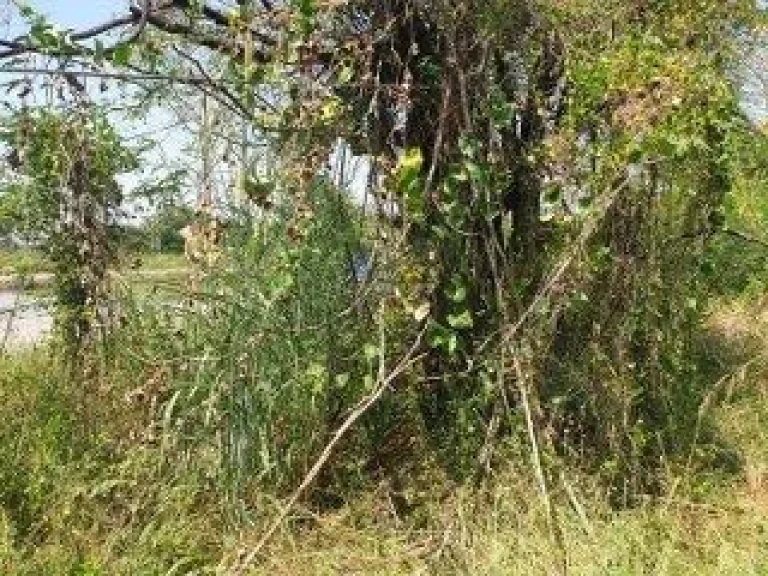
[0,106,137,365]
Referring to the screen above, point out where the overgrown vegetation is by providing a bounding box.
[1,0,768,573]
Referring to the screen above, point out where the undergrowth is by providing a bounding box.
[0,1,767,574]
[1,295,767,575]
[2,181,767,575]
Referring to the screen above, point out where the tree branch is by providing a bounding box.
[0,1,273,63]
[70,12,142,41]
[230,326,427,575]
[0,66,207,85]
[0,12,144,59]
[169,0,277,47]
[136,8,271,63]
[172,45,278,114]
[123,0,152,45]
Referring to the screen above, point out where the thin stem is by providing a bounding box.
[230,327,427,575]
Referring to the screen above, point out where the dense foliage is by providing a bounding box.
[0,107,136,360]
[0,0,767,573]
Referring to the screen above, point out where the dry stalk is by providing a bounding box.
[501,173,635,347]
[512,348,568,574]
[230,325,427,575]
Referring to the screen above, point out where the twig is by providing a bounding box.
[560,471,593,537]
[500,173,633,348]
[229,327,427,575]
[511,349,552,523]
[720,227,768,250]
[171,45,279,116]
[124,0,151,44]
[424,75,450,201]
[0,12,142,58]
[0,67,208,85]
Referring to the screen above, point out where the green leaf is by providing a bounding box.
[112,42,132,66]
[320,97,341,121]
[396,148,424,216]
[427,321,451,350]
[458,135,478,158]
[363,343,378,361]
[297,0,317,18]
[306,362,326,379]
[334,373,350,388]
[337,64,354,84]
[398,148,423,180]
[447,333,458,355]
[464,161,487,184]
[447,309,473,330]
[30,22,57,50]
[447,280,467,303]
[295,0,317,35]
[19,4,35,18]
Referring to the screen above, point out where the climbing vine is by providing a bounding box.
[0,106,136,367]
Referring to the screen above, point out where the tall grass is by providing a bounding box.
[105,183,385,501]
[2,274,768,574]
[2,182,768,573]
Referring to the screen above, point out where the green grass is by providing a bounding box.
[0,248,51,276]
[0,249,188,293]
[0,249,187,277]
[119,251,188,271]
[0,298,767,575]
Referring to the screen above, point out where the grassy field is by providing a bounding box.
[0,250,188,293]
[120,252,188,271]
[0,249,51,276]
[0,296,766,575]
[0,249,187,275]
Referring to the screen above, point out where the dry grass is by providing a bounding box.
[223,466,768,576]
[3,298,768,575]
[235,296,768,576]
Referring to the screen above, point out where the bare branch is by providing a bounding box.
[0,1,274,63]
[0,66,207,85]
[171,0,276,46]
[230,326,428,575]
[172,45,278,114]
[135,7,271,63]
[0,12,144,59]
[123,0,152,45]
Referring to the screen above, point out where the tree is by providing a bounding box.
[1,0,763,491]
[0,105,137,365]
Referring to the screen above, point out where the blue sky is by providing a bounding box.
[22,0,121,29]
[1,1,126,40]
[3,1,369,210]
[1,1,207,216]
